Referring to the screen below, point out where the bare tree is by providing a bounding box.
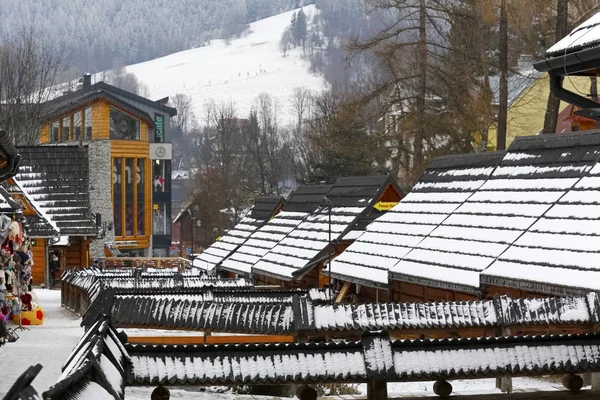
[0,28,69,145]
[497,0,509,150]
[542,0,568,134]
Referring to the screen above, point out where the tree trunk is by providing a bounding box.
[497,0,509,150]
[413,0,426,183]
[542,0,569,134]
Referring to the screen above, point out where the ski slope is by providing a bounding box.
[122,6,326,126]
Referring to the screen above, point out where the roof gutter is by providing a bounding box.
[548,72,599,110]
[533,46,600,74]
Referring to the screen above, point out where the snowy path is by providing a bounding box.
[0,289,83,397]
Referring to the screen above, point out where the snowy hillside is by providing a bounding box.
[118,6,326,125]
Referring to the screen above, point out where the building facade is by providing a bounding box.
[38,75,177,257]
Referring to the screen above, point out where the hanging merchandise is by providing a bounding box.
[0,215,11,244]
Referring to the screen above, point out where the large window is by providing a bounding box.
[84,107,93,140]
[137,159,145,236]
[113,157,147,238]
[110,107,140,140]
[153,160,171,192]
[61,117,70,142]
[73,111,82,141]
[50,121,59,143]
[153,203,171,235]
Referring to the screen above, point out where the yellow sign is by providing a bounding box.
[374,201,398,211]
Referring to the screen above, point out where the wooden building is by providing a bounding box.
[329,132,600,302]
[13,146,99,281]
[36,75,177,257]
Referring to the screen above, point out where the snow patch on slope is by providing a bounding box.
[120,5,326,125]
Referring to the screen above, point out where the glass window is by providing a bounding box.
[153,160,171,192]
[61,117,70,141]
[125,159,135,236]
[73,111,82,141]
[50,121,59,143]
[137,159,145,236]
[113,158,123,236]
[84,107,92,140]
[153,203,171,235]
[110,107,140,140]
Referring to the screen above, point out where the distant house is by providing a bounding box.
[479,59,593,150]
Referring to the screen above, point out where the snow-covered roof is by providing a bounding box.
[98,291,600,336]
[329,152,504,291]
[332,132,600,295]
[547,12,600,57]
[219,184,333,276]
[43,316,129,399]
[15,146,98,237]
[250,176,397,281]
[193,196,284,273]
[126,330,600,386]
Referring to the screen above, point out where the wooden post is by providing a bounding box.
[335,281,351,303]
[367,379,387,400]
[495,326,512,393]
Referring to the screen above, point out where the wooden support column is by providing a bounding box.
[80,237,89,268]
[367,379,387,400]
[335,281,351,303]
[495,326,512,393]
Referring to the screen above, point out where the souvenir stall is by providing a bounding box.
[0,215,44,326]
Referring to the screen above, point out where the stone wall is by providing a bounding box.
[87,140,114,258]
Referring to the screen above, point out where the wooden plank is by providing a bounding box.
[389,389,600,400]
[127,335,294,345]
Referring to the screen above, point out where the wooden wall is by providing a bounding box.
[30,239,47,286]
[391,281,478,303]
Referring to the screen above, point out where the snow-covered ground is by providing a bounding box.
[118,5,326,126]
[0,289,566,398]
[0,289,83,397]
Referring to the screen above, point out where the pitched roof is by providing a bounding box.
[332,132,600,295]
[14,146,98,236]
[480,133,600,294]
[126,331,600,386]
[535,12,600,77]
[43,316,130,400]
[44,81,176,124]
[192,195,285,272]
[546,12,600,57]
[89,285,600,336]
[218,184,332,276]
[3,179,59,237]
[252,176,400,281]
[330,152,504,290]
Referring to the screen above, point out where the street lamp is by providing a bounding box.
[322,196,333,302]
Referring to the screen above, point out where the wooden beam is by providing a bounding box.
[335,281,351,303]
[127,335,295,345]
[388,390,600,399]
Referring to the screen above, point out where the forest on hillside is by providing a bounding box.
[0,0,311,73]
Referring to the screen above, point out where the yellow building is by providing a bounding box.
[482,74,593,151]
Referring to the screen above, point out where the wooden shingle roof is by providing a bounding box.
[15,146,98,237]
[192,195,285,272]
[330,132,600,295]
[219,184,332,276]
[252,176,400,281]
[330,152,504,290]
